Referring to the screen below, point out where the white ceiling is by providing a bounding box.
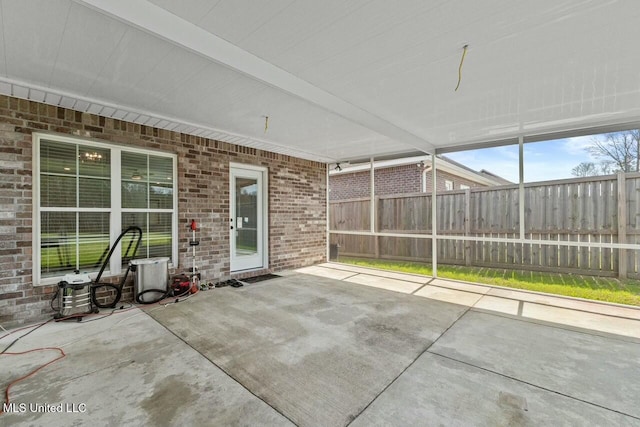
[1,0,639,163]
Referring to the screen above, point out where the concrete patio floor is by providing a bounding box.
[1,264,639,426]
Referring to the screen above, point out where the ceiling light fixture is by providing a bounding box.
[82,152,103,161]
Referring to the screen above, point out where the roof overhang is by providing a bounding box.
[1,1,638,162]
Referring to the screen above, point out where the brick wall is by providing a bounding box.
[424,169,483,193]
[329,164,484,200]
[0,95,326,328]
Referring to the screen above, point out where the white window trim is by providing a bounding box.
[445,179,454,191]
[33,133,178,286]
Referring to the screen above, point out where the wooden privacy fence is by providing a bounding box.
[330,172,640,278]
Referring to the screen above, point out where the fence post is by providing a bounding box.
[374,195,380,259]
[464,188,471,266]
[617,172,627,279]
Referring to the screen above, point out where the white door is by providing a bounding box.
[230,165,267,272]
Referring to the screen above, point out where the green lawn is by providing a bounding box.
[41,232,171,270]
[338,257,640,306]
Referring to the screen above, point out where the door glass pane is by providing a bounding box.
[235,177,258,256]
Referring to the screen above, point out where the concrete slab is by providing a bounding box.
[327,262,640,321]
[414,285,483,306]
[0,309,293,426]
[429,310,640,419]
[523,302,640,339]
[488,287,640,320]
[3,271,638,426]
[474,295,521,315]
[147,274,467,427]
[320,263,429,284]
[352,352,637,426]
[428,278,491,294]
[343,274,423,294]
[295,265,358,280]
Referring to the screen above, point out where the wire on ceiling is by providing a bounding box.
[454,44,469,91]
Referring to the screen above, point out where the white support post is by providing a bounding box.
[370,157,375,234]
[326,164,330,262]
[519,136,525,241]
[431,154,438,278]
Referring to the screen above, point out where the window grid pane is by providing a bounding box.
[149,156,173,209]
[122,212,148,263]
[41,211,75,277]
[38,137,176,280]
[122,152,148,209]
[79,177,111,208]
[78,145,110,178]
[41,175,76,207]
[78,212,110,271]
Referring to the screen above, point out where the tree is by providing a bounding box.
[571,130,640,176]
[571,162,598,177]
[571,162,611,177]
[586,130,640,173]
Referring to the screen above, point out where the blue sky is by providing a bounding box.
[446,135,598,183]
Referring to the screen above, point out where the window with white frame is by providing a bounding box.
[445,180,454,191]
[460,184,470,190]
[34,134,177,284]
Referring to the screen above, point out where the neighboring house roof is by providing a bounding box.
[329,155,510,187]
[478,169,513,185]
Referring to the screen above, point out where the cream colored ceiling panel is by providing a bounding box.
[159,61,248,107]
[164,74,405,161]
[275,0,640,148]
[148,0,221,26]
[84,27,174,104]
[0,2,6,77]
[48,2,128,95]
[133,47,215,111]
[263,0,459,77]
[1,0,71,83]
[209,0,373,58]
[196,0,295,47]
[2,0,639,160]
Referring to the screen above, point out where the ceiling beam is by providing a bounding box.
[74,0,435,154]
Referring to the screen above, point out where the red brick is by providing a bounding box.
[0,94,327,329]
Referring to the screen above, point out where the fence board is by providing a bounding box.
[330,174,632,276]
